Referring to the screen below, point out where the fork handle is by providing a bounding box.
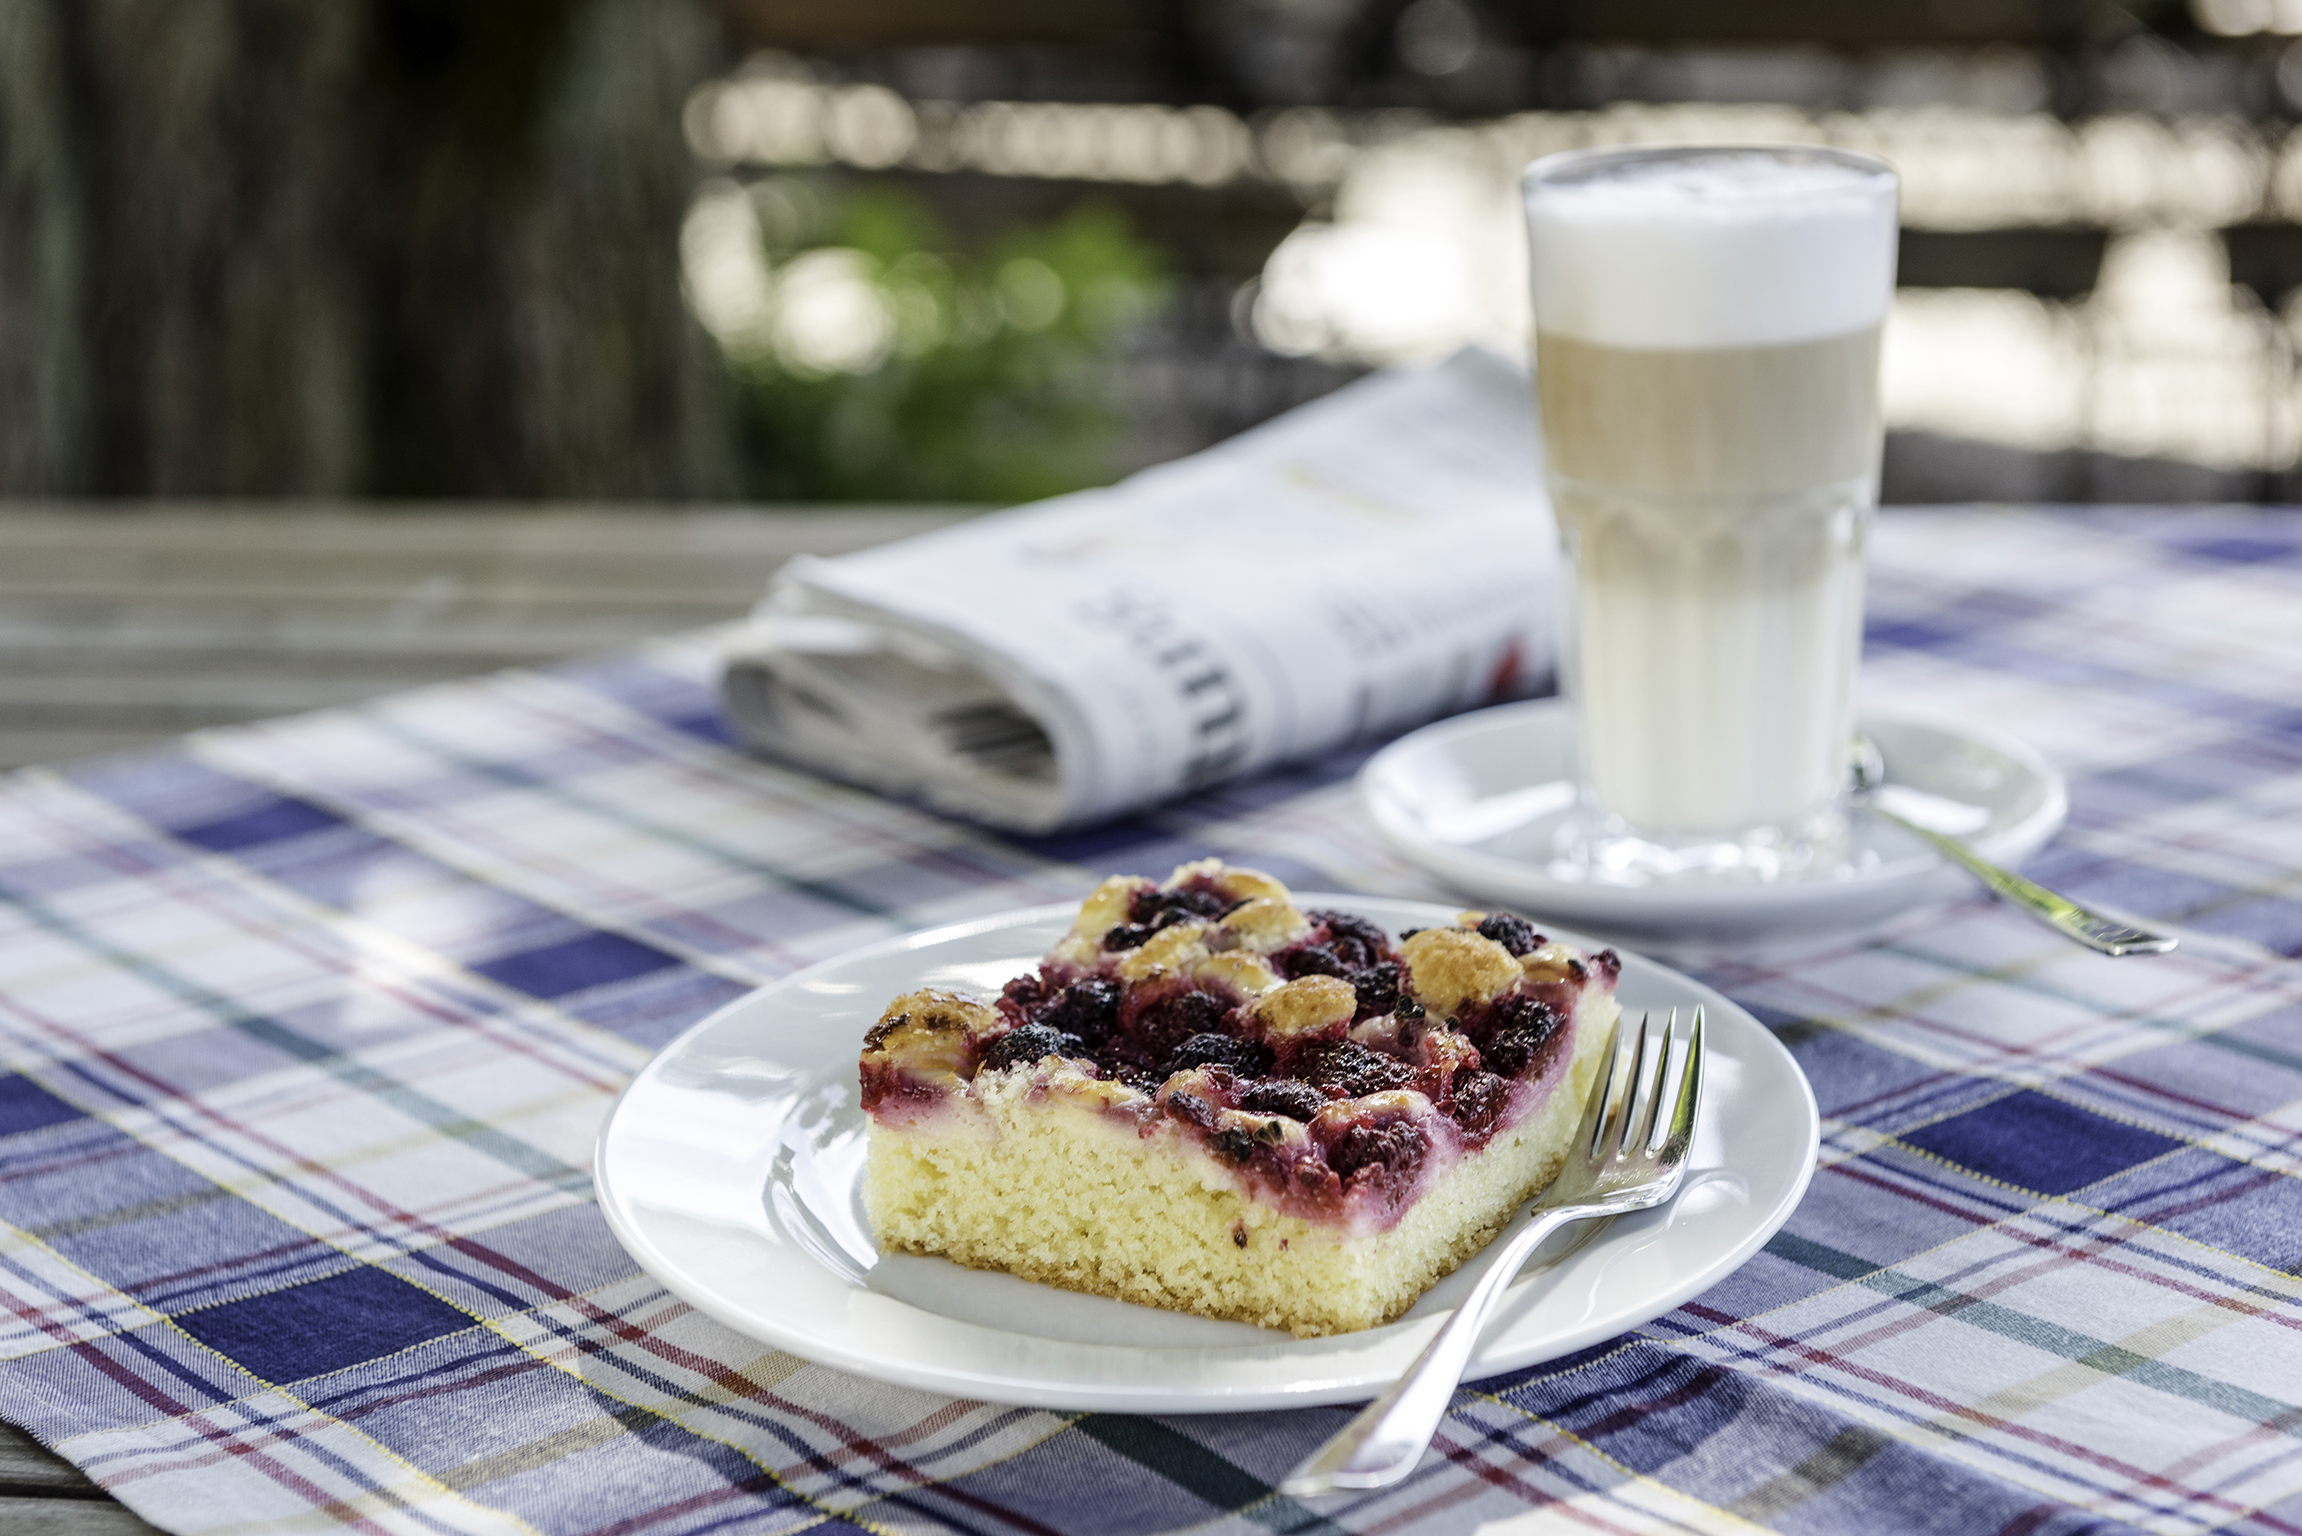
[1867,803,2177,957]
[1278,1204,1587,1496]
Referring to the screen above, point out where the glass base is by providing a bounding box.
[1545,799,1850,888]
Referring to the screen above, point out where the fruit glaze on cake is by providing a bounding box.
[858,859,1621,1336]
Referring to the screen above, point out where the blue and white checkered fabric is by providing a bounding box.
[0,506,2295,1535]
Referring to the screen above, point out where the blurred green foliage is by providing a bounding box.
[720,180,1169,503]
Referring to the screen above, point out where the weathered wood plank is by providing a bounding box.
[0,508,964,586]
[0,672,519,713]
[0,616,735,661]
[0,1424,162,1536]
[0,504,974,770]
[0,1496,164,1536]
[0,505,969,552]
[0,730,220,766]
[0,1421,97,1492]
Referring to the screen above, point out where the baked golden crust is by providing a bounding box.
[1251,975,1356,1038]
[1221,895,1310,949]
[859,988,992,1084]
[1400,927,1522,1017]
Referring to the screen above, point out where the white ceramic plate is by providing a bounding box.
[593,895,1818,1412]
[1359,701,2068,944]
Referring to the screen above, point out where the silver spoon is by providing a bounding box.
[1850,736,2175,957]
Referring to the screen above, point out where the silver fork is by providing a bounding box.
[1279,1007,1705,1498]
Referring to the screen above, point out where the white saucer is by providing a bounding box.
[1358,701,2068,944]
[593,895,1818,1413]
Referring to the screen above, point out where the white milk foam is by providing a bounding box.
[1525,149,1898,350]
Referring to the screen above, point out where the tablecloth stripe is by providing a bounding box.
[0,508,2295,1533]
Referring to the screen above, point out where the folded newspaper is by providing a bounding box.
[719,347,1556,833]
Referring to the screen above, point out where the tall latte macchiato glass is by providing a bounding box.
[1523,145,1898,883]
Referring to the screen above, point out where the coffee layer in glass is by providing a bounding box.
[1523,146,1898,879]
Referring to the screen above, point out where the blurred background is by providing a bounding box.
[13,0,2302,509]
[4,0,2302,774]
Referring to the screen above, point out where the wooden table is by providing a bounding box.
[0,504,968,769]
[0,502,967,1532]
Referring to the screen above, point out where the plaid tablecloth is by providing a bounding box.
[0,506,2297,1536]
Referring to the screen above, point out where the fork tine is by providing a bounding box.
[1591,1011,1640,1157]
[1573,1013,1625,1157]
[1624,1008,1673,1154]
[1660,1006,1705,1157]
[1614,1012,1649,1157]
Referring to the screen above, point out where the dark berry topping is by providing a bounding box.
[1475,912,1544,956]
[1208,1125,1258,1164]
[1168,1032,1273,1077]
[1397,995,1425,1021]
[1308,910,1392,969]
[1131,989,1233,1064]
[1398,927,1426,940]
[1326,1119,1426,1185]
[1352,961,1402,1020]
[1231,1223,1249,1248]
[1239,1078,1327,1121]
[1128,886,1241,926]
[1104,887,1249,951]
[998,973,1048,1015]
[1499,991,1563,1033]
[982,1024,1087,1073]
[1033,977,1121,1044]
[1591,949,1621,982]
[1165,1090,1218,1129]
[1280,943,1348,980]
[1445,1070,1512,1138]
[1480,994,1564,1078]
[1298,1040,1417,1098]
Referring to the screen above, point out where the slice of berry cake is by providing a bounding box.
[857,860,1620,1336]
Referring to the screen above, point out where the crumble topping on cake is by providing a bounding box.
[859,859,1621,1334]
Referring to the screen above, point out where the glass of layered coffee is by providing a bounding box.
[1524,144,1898,884]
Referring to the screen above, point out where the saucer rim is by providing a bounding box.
[1356,700,2069,934]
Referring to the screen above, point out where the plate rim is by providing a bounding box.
[593,895,1820,1412]
[1356,700,2070,927]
